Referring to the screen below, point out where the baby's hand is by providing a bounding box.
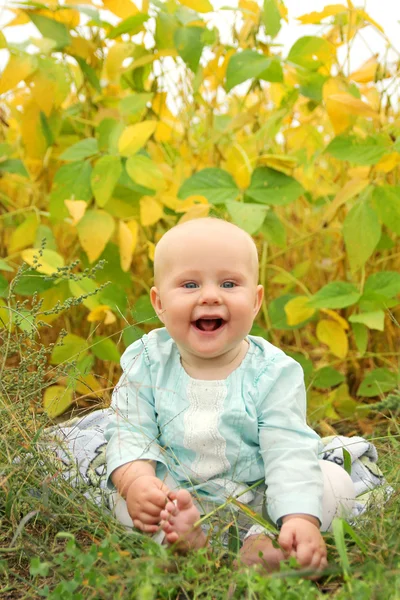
[278,516,327,572]
[126,475,170,533]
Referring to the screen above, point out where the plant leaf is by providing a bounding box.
[91,155,122,208]
[21,249,65,275]
[226,50,282,92]
[91,336,121,362]
[326,135,389,165]
[50,333,88,365]
[60,138,99,162]
[225,202,268,234]
[174,26,204,72]
[118,121,157,157]
[77,210,115,263]
[126,155,164,191]
[309,282,361,309]
[349,311,385,331]
[284,296,316,326]
[262,0,281,37]
[343,198,381,271]
[179,168,239,205]
[245,167,304,205]
[316,320,348,358]
[357,368,398,397]
[373,186,400,235]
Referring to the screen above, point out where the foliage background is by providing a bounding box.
[1,0,400,438]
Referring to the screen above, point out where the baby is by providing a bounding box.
[105,218,355,572]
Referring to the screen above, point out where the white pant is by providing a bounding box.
[111,460,356,538]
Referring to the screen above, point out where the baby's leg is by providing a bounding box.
[160,490,208,551]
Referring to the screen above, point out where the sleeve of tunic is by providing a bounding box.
[256,351,323,525]
[105,337,167,487]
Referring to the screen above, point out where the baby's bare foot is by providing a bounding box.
[239,534,287,572]
[160,490,207,551]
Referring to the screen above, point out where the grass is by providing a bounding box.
[1,390,399,599]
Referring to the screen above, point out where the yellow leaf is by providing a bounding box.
[239,0,260,23]
[258,154,297,175]
[178,204,210,223]
[118,121,157,157]
[43,385,74,418]
[322,178,369,224]
[102,0,139,18]
[159,195,179,210]
[87,304,116,324]
[3,10,31,27]
[126,49,178,72]
[350,55,378,83]
[77,210,115,263]
[21,248,65,275]
[320,309,349,330]
[8,214,38,253]
[20,100,48,159]
[104,42,135,82]
[175,195,209,213]
[147,241,155,261]
[375,152,400,173]
[37,8,80,28]
[316,320,348,358]
[140,197,164,227]
[0,54,37,94]
[177,0,213,13]
[284,296,315,326]
[126,155,165,191]
[118,221,134,272]
[325,93,379,134]
[224,144,252,189]
[65,200,87,225]
[66,36,97,62]
[297,4,347,24]
[126,219,139,250]
[356,8,384,33]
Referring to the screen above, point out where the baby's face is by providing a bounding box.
[150,222,263,363]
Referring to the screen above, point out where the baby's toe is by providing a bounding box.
[176,489,193,511]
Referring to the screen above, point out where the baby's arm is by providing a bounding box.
[278,514,327,571]
[112,460,170,533]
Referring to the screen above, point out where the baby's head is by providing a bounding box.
[150,218,264,362]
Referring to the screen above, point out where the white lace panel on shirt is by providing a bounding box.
[183,379,231,479]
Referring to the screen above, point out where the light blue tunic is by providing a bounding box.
[105,328,324,525]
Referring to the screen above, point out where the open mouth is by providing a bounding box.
[193,318,225,332]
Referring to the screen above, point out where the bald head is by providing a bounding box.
[153,218,259,286]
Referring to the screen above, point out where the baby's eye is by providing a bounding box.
[183,282,199,289]
[221,281,236,288]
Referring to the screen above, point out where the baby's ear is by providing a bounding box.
[254,284,264,315]
[150,287,165,322]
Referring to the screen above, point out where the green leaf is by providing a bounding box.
[332,519,350,580]
[28,12,71,50]
[119,93,154,116]
[0,259,14,273]
[122,325,143,347]
[349,311,385,331]
[69,277,100,310]
[91,155,122,208]
[132,295,160,326]
[343,199,381,271]
[108,13,149,39]
[326,135,389,165]
[8,214,39,253]
[287,36,335,71]
[373,186,400,235]
[357,368,398,397]
[364,271,400,298]
[262,0,281,37]
[50,161,92,221]
[0,273,8,298]
[91,336,120,363]
[40,111,54,148]
[174,26,204,72]
[13,272,54,296]
[178,168,239,204]
[0,159,29,177]
[60,138,99,162]
[343,449,352,475]
[225,51,282,92]
[259,211,286,248]
[351,323,368,355]
[74,57,101,93]
[226,202,268,234]
[155,12,178,50]
[309,282,361,309]
[99,284,127,315]
[313,367,345,389]
[245,167,304,206]
[30,557,52,577]
[51,333,88,365]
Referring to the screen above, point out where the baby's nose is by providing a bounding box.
[200,285,222,304]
